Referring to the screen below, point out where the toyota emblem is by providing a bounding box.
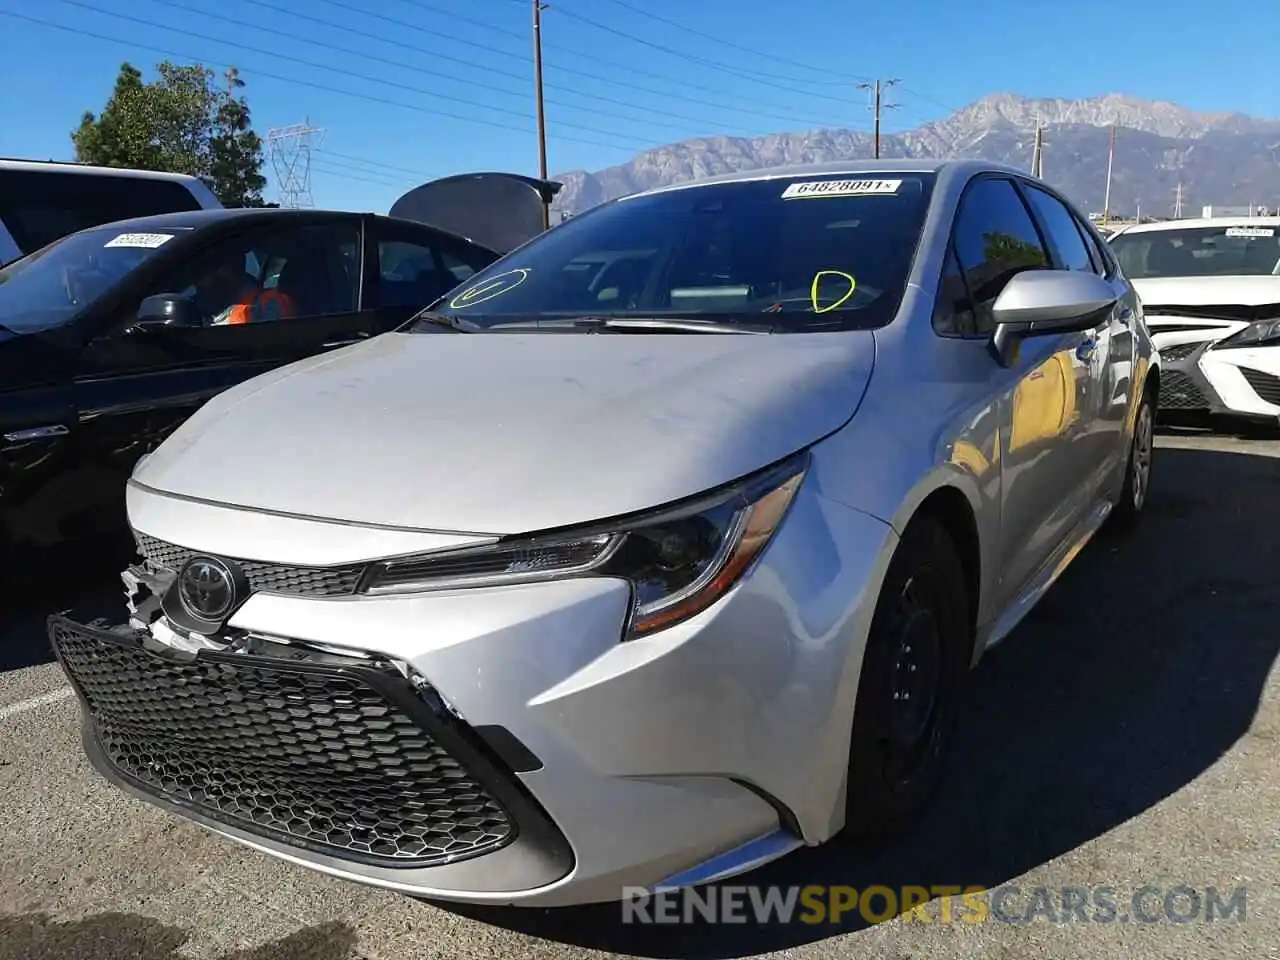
[177,556,237,621]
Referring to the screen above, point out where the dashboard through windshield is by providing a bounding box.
[417,173,936,332]
[0,226,184,334]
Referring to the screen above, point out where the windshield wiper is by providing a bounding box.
[407,310,478,332]
[486,316,773,334]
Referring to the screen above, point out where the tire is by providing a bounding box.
[840,514,971,846]
[1107,388,1155,533]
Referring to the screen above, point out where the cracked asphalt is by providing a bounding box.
[1,431,1276,960]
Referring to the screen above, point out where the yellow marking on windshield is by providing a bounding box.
[449,268,531,308]
[810,270,857,313]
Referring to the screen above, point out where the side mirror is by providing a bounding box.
[990,270,1117,367]
[130,293,201,332]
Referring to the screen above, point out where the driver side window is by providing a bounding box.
[942,178,1051,336]
[144,222,360,327]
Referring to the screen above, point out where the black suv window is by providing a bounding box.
[0,170,202,255]
[950,178,1050,334]
[377,233,497,310]
[1023,185,1094,273]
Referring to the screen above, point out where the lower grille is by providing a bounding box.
[1239,366,1280,407]
[49,618,515,867]
[135,533,365,598]
[1158,341,1201,363]
[1159,370,1209,410]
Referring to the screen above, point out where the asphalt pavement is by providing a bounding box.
[1,431,1276,960]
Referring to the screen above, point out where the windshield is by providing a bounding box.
[0,226,184,334]
[1110,224,1280,279]
[417,173,936,332]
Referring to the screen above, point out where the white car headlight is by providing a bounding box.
[360,454,808,638]
[1215,317,1280,349]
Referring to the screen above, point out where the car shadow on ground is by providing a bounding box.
[438,442,1280,957]
[0,914,361,960]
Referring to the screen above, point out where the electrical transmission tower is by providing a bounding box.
[266,120,325,208]
[1173,182,1185,219]
[856,79,899,159]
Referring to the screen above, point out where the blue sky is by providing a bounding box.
[1,0,1276,212]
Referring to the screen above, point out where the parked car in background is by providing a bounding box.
[0,158,223,265]
[1109,217,1280,426]
[49,159,1159,906]
[0,207,500,565]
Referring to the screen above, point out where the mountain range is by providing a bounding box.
[550,93,1280,218]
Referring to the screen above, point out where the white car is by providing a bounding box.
[1109,217,1280,425]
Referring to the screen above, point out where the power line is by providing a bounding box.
[546,4,867,105]
[59,0,661,148]
[588,0,868,84]
[306,0,853,128]
[0,8,644,154]
[150,0,810,140]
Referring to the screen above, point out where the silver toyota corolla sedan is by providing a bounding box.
[49,159,1159,907]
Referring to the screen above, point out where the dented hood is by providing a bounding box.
[133,331,876,535]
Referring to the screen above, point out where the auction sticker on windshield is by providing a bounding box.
[1224,226,1276,238]
[781,179,902,200]
[104,232,176,249]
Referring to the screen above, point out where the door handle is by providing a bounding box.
[4,424,69,442]
[1076,339,1097,361]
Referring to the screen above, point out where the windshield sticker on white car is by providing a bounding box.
[449,267,531,308]
[811,270,857,313]
[781,179,902,200]
[104,232,176,249]
[1224,226,1276,238]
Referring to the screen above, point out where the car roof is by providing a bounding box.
[627,158,1031,200]
[1114,216,1280,235]
[0,157,209,186]
[71,207,496,253]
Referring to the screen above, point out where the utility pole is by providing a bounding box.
[1101,124,1115,226]
[1030,115,1044,179]
[532,0,550,229]
[1173,183,1185,219]
[856,78,899,159]
[266,120,324,208]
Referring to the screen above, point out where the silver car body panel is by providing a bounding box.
[90,159,1156,905]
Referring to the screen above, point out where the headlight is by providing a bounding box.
[1215,317,1280,349]
[360,454,808,638]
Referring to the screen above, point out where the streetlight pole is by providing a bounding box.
[532,0,550,229]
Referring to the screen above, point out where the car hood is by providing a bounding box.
[1133,275,1280,310]
[134,330,876,535]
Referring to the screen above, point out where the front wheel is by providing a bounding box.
[1107,389,1155,533]
[840,514,971,845]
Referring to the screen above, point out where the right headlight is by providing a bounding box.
[1214,317,1280,349]
[360,453,808,638]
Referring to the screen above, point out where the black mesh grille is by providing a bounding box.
[1159,370,1209,410]
[1239,367,1280,407]
[1158,341,1201,362]
[135,533,365,598]
[50,620,515,866]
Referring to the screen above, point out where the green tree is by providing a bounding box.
[73,61,268,207]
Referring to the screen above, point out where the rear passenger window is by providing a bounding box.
[1024,186,1094,272]
[951,178,1050,333]
[0,170,202,255]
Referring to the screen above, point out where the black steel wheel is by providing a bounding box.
[841,514,970,845]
